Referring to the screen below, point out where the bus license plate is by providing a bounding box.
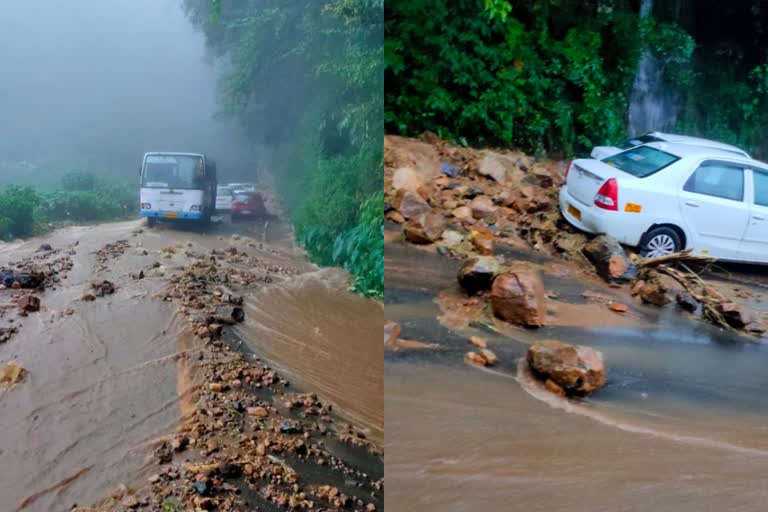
[567,204,581,221]
[164,212,179,219]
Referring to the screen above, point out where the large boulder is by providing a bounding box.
[490,267,546,327]
[457,256,500,295]
[393,190,431,219]
[582,235,636,283]
[527,340,606,396]
[403,213,446,244]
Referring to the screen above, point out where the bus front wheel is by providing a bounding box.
[147,217,157,228]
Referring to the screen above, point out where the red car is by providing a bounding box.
[231,191,266,218]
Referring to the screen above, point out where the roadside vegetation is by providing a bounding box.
[386,0,768,159]
[0,171,136,240]
[183,0,383,298]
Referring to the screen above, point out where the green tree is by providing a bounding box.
[183,0,383,296]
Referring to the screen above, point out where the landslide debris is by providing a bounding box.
[82,243,382,511]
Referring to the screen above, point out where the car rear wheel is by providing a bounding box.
[640,227,682,258]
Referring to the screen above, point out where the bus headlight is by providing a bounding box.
[190,205,201,212]
[141,203,151,210]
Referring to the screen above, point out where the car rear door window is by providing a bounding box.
[683,162,744,201]
[753,170,768,207]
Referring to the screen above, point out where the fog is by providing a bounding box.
[0,0,254,181]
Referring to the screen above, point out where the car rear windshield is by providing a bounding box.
[234,193,251,201]
[602,146,679,178]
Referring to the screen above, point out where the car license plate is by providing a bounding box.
[164,212,179,219]
[567,204,581,221]
[242,210,252,214]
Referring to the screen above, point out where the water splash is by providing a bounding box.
[627,0,677,135]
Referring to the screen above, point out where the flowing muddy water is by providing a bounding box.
[385,233,768,512]
[0,217,382,511]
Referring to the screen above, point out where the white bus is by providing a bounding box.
[139,152,217,226]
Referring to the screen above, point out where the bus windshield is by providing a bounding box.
[142,154,205,189]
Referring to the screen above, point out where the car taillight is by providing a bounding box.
[594,178,618,211]
[565,160,574,180]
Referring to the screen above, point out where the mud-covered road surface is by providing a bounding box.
[385,229,768,512]
[0,216,382,511]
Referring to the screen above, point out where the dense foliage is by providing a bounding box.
[385,0,692,156]
[0,171,136,240]
[184,0,383,297]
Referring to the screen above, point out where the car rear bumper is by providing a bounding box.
[140,210,203,220]
[559,188,645,246]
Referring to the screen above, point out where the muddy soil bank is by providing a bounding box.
[0,217,382,511]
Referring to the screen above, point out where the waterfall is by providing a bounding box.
[627,0,677,136]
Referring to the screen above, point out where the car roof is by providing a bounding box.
[144,152,205,158]
[647,132,750,157]
[643,141,764,163]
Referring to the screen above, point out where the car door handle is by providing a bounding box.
[685,201,700,208]
[754,215,766,221]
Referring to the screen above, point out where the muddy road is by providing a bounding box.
[0,216,382,511]
[385,230,768,512]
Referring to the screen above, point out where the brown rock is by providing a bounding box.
[703,286,726,302]
[385,211,406,224]
[91,280,115,296]
[457,256,500,295]
[718,302,766,333]
[544,378,566,397]
[403,213,446,244]
[630,279,646,296]
[442,199,459,210]
[527,340,606,395]
[469,195,497,220]
[247,406,270,418]
[394,190,431,219]
[451,206,474,222]
[469,336,487,349]
[210,305,244,325]
[531,164,555,188]
[477,154,509,183]
[583,235,636,283]
[464,351,488,365]
[392,167,427,193]
[471,233,494,255]
[17,294,40,313]
[609,303,628,313]
[384,320,401,347]
[122,495,139,509]
[479,348,497,365]
[639,282,671,306]
[490,268,546,327]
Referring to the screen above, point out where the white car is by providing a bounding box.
[216,185,233,211]
[228,182,256,193]
[560,142,768,262]
[590,132,750,161]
